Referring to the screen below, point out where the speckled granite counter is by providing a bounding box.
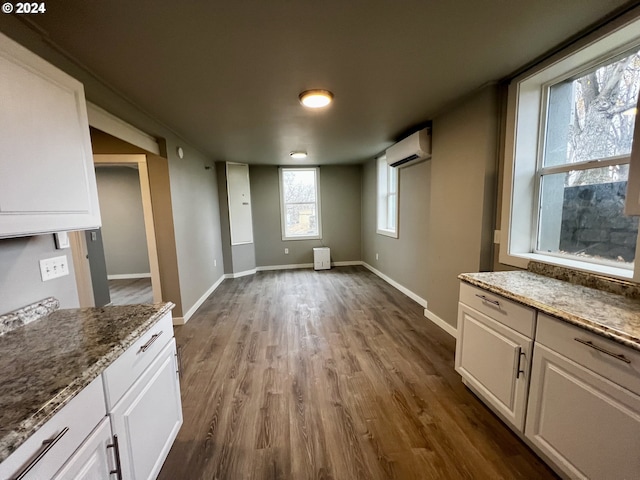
[0,302,174,462]
[459,271,640,352]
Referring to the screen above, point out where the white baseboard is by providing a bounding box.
[256,260,363,271]
[361,262,456,338]
[332,261,363,267]
[107,273,152,280]
[224,268,257,279]
[256,263,313,271]
[423,308,457,338]
[174,274,226,325]
[361,263,428,308]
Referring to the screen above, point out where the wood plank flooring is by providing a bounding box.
[108,278,153,305]
[158,266,557,480]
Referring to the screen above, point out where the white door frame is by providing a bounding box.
[72,154,163,305]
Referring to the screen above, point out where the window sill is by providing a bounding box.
[377,228,398,239]
[501,251,634,281]
[282,235,322,241]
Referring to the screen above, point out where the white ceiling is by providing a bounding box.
[16,0,637,165]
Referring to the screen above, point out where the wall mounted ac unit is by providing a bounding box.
[386,128,431,168]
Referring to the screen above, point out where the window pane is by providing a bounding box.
[285,203,318,237]
[389,166,398,194]
[544,48,640,167]
[388,193,397,230]
[282,170,316,203]
[537,165,638,264]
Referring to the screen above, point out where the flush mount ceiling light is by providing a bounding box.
[298,89,334,108]
[290,151,308,159]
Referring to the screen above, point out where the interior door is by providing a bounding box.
[226,163,254,245]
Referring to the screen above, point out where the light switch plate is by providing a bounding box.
[40,255,69,281]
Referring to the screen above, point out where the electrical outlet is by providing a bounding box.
[376,253,379,260]
[39,255,69,281]
[214,259,217,267]
[284,248,289,254]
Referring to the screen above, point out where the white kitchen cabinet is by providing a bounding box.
[0,31,100,238]
[455,283,535,431]
[109,338,182,480]
[52,418,116,480]
[525,314,640,480]
[0,377,106,480]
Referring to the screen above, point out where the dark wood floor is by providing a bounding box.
[108,278,153,305]
[158,266,557,480]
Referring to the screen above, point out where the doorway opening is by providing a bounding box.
[96,162,155,305]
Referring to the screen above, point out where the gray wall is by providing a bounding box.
[0,235,79,314]
[216,162,234,274]
[96,167,150,277]
[167,145,224,315]
[362,85,499,329]
[250,165,362,267]
[426,86,498,327]
[0,18,225,318]
[362,160,430,298]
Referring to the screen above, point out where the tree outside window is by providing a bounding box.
[537,47,640,265]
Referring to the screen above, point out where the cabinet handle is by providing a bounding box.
[574,338,631,364]
[176,346,183,378]
[516,347,526,378]
[475,294,501,307]
[107,434,123,480]
[11,427,69,480]
[137,331,163,354]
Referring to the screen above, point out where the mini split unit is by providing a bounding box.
[385,128,432,168]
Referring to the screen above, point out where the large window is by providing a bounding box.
[377,155,399,238]
[502,15,640,279]
[279,167,321,240]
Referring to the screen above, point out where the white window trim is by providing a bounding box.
[279,166,322,241]
[376,155,399,238]
[500,12,640,281]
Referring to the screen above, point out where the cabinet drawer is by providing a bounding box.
[102,312,173,410]
[0,376,106,480]
[536,313,640,396]
[459,282,535,337]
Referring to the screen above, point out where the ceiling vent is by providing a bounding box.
[386,128,431,168]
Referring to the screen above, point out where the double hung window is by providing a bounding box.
[279,167,321,240]
[502,16,640,279]
[377,155,399,238]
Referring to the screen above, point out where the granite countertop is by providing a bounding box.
[459,270,640,352]
[0,302,175,462]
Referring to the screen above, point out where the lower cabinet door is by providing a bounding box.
[110,338,183,480]
[455,303,532,431]
[52,418,114,480]
[525,343,640,480]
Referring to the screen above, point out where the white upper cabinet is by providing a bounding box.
[0,32,100,237]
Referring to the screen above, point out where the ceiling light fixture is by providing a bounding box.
[298,89,334,108]
[290,151,308,159]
